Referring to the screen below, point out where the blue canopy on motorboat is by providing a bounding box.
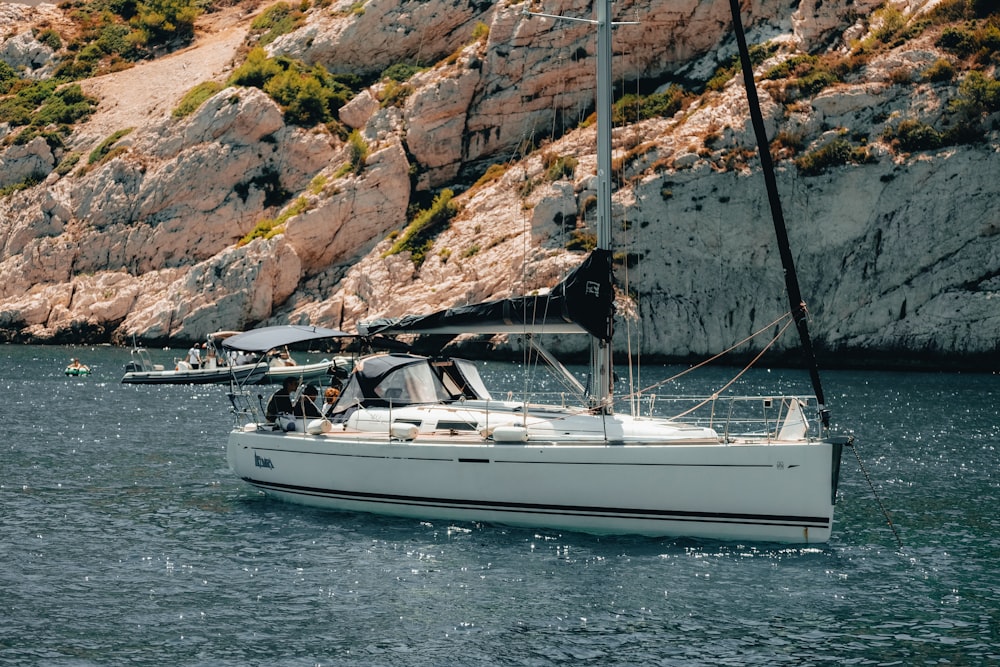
[358,249,614,341]
[221,325,353,353]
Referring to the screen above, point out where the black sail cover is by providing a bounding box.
[360,249,614,341]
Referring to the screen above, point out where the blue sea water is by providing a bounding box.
[1,344,998,666]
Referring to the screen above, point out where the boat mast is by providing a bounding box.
[524,0,621,412]
[592,0,613,412]
[727,0,830,428]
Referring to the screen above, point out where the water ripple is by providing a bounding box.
[2,346,998,665]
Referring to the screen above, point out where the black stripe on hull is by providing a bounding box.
[241,477,831,530]
[248,445,778,468]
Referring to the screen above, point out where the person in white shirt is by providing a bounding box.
[203,347,218,369]
[187,344,202,369]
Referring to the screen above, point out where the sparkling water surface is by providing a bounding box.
[2,344,998,666]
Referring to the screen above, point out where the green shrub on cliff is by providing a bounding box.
[238,196,311,246]
[173,81,224,118]
[795,136,873,175]
[764,53,863,101]
[613,85,687,123]
[883,119,943,152]
[35,28,62,51]
[0,81,97,148]
[0,171,46,198]
[543,153,577,182]
[0,61,17,95]
[347,130,368,174]
[879,70,999,154]
[250,2,308,47]
[51,0,203,79]
[31,83,94,126]
[383,189,457,268]
[705,42,778,92]
[128,0,202,47]
[228,48,355,127]
[951,70,1000,117]
[228,48,284,88]
[87,127,134,165]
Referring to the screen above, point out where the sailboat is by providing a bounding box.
[223,0,851,543]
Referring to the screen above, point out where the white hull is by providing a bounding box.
[121,358,342,385]
[122,363,266,385]
[227,411,843,543]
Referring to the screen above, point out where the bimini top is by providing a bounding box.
[221,325,352,353]
[330,353,492,416]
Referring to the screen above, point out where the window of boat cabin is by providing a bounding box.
[332,375,364,412]
[437,365,466,399]
[374,361,451,404]
[443,359,492,400]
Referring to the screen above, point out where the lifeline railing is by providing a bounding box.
[514,391,821,441]
[228,389,821,444]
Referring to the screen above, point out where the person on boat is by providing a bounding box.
[187,343,202,370]
[203,346,218,370]
[298,384,323,419]
[265,376,300,423]
[234,350,255,365]
[265,378,324,429]
[320,386,340,417]
[269,348,297,367]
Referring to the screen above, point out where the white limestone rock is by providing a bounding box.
[0,30,55,77]
[268,0,491,77]
[284,137,412,274]
[404,63,481,186]
[339,89,380,130]
[791,0,885,47]
[0,136,54,191]
[0,0,997,367]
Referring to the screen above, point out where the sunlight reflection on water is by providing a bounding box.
[2,345,998,665]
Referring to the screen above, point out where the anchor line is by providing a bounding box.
[848,439,903,549]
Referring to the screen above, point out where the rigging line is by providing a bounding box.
[514,127,539,410]
[550,50,565,143]
[848,439,904,549]
[623,311,793,398]
[619,43,640,417]
[663,317,795,422]
[529,47,568,397]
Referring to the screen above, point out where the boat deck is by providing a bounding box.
[236,421,826,448]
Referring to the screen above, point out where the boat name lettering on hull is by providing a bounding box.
[254,453,274,469]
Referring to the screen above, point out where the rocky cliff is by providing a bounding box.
[0,0,997,369]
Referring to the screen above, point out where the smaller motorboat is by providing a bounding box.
[120,331,353,385]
